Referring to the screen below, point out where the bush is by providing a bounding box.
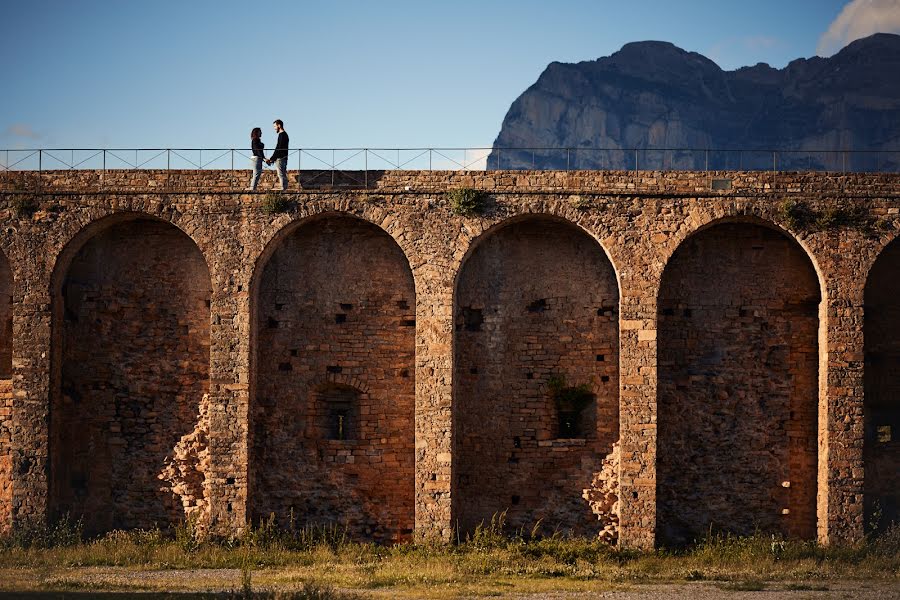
[11,195,37,218]
[0,514,83,550]
[447,188,488,217]
[261,192,291,215]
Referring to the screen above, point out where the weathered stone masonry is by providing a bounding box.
[0,168,898,548]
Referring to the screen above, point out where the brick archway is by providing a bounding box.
[864,235,900,533]
[249,213,416,542]
[656,221,821,545]
[49,216,211,534]
[452,215,620,537]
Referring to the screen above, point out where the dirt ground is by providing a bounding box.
[0,567,897,599]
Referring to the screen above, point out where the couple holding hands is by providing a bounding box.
[249,119,290,191]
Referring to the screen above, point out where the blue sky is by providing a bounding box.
[1,0,896,153]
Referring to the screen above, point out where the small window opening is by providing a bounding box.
[319,385,360,441]
[527,298,548,313]
[267,317,279,329]
[511,495,521,505]
[335,313,347,324]
[340,303,354,311]
[559,411,581,438]
[396,299,410,310]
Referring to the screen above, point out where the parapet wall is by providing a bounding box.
[0,168,899,548]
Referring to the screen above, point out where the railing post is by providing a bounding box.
[429,149,432,171]
[635,148,638,172]
[38,150,41,174]
[332,149,335,187]
[231,149,234,191]
[497,147,500,170]
[364,149,368,189]
[705,149,709,172]
[566,148,570,171]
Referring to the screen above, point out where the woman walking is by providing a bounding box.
[249,127,264,191]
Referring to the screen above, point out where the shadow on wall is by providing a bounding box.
[656,221,821,546]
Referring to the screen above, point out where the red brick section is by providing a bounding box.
[657,223,820,545]
[0,169,898,548]
[454,217,618,536]
[863,237,900,533]
[49,218,211,534]
[250,216,416,542]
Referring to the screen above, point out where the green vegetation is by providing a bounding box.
[547,376,593,413]
[0,518,897,597]
[447,188,489,217]
[10,195,37,218]
[778,198,891,235]
[260,192,291,215]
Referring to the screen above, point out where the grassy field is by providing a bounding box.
[0,517,898,598]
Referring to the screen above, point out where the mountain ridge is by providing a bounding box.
[487,33,900,171]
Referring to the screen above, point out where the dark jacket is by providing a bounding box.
[251,137,265,158]
[270,130,289,161]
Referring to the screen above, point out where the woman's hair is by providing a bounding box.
[250,127,262,138]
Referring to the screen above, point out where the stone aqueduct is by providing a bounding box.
[0,168,898,549]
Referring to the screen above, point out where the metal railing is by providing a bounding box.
[2,147,899,180]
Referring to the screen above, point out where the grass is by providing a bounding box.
[0,519,898,597]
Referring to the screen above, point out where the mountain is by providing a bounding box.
[487,34,900,171]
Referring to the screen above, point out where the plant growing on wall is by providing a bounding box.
[10,196,37,218]
[260,193,290,215]
[547,375,593,438]
[447,188,488,217]
[778,199,887,235]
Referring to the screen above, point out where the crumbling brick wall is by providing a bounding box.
[251,215,416,542]
[864,237,900,532]
[50,218,211,534]
[657,223,820,545]
[453,217,619,537]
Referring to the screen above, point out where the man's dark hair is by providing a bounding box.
[273,119,284,128]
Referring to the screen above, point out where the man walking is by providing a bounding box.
[266,119,289,190]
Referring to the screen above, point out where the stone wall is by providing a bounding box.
[657,223,820,545]
[49,218,211,534]
[453,217,618,536]
[0,169,897,548]
[864,236,900,532]
[0,379,11,534]
[250,215,416,542]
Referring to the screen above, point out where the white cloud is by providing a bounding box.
[3,123,41,139]
[817,0,900,57]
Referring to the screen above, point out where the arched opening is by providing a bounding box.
[657,221,820,546]
[864,237,900,533]
[0,249,13,533]
[49,217,211,535]
[453,216,620,537]
[250,214,416,543]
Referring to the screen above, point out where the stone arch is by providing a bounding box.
[49,214,212,535]
[0,249,13,534]
[452,214,620,537]
[863,234,900,532]
[249,212,416,543]
[656,218,822,546]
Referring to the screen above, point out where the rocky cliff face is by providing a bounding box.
[488,34,900,171]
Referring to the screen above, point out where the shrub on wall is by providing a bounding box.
[11,196,37,218]
[261,193,290,215]
[447,188,488,217]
